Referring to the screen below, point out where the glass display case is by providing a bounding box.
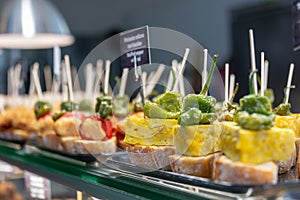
[0,139,300,200]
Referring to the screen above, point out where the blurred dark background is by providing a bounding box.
[1,0,300,111]
[230,1,299,110]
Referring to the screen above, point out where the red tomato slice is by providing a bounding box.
[99,118,113,139]
[85,115,113,139]
[116,132,125,141]
[104,120,113,139]
[38,112,52,120]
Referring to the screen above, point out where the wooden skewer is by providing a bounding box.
[134,66,144,102]
[85,63,94,98]
[145,64,165,97]
[44,65,52,92]
[225,63,229,102]
[260,52,265,96]
[61,62,68,101]
[249,29,258,95]
[119,68,129,97]
[64,55,74,101]
[178,62,185,96]
[285,63,295,104]
[229,74,235,101]
[202,49,208,95]
[7,67,13,95]
[166,60,178,92]
[51,79,59,94]
[32,63,43,100]
[14,64,22,96]
[28,68,35,96]
[264,60,269,90]
[172,48,190,92]
[141,71,147,100]
[146,71,156,84]
[104,60,111,95]
[95,59,104,93]
[72,66,80,92]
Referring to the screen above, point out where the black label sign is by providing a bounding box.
[120,26,151,68]
[293,0,300,51]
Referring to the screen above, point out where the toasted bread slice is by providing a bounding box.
[74,136,117,154]
[169,152,222,178]
[126,145,175,170]
[275,145,296,174]
[38,131,63,151]
[61,136,80,154]
[213,156,278,185]
[117,139,131,150]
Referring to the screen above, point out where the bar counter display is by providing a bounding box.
[1,63,300,200]
[1,23,300,198]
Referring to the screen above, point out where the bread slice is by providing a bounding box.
[275,145,296,174]
[61,136,80,154]
[296,140,300,179]
[117,139,131,150]
[295,138,300,156]
[38,131,63,151]
[74,136,117,154]
[0,131,13,140]
[169,152,222,178]
[126,145,175,170]
[213,156,278,185]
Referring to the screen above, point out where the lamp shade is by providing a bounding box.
[0,0,74,49]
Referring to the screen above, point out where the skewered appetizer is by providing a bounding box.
[170,55,222,178]
[36,95,117,155]
[36,100,83,151]
[124,91,182,170]
[273,66,299,137]
[76,95,116,154]
[214,74,295,184]
[123,48,192,170]
[272,63,299,175]
[0,106,37,141]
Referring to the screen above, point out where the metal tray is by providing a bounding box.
[99,151,300,199]
[0,133,27,146]
[0,137,26,146]
[36,146,97,163]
